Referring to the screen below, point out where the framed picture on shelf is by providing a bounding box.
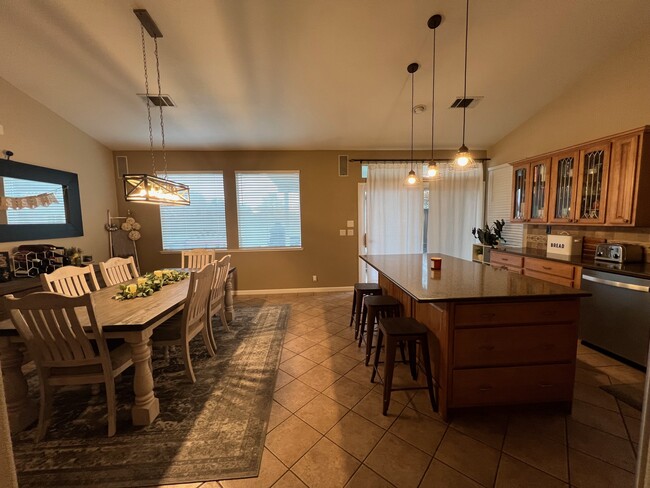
[0,251,11,282]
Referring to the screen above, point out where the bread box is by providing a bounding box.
[546,235,583,256]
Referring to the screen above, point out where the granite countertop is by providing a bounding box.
[494,247,650,280]
[361,254,589,303]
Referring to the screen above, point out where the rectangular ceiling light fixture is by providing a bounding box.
[124,174,190,206]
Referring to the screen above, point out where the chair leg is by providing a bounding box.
[364,308,376,366]
[357,298,368,345]
[182,340,197,383]
[202,324,216,357]
[349,290,357,328]
[105,379,117,437]
[36,381,54,442]
[407,341,418,380]
[354,291,364,338]
[420,337,438,412]
[163,346,170,361]
[382,337,397,416]
[220,305,230,332]
[370,329,384,384]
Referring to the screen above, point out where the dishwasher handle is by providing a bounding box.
[582,274,650,293]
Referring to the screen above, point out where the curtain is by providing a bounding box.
[427,163,484,261]
[366,163,424,256]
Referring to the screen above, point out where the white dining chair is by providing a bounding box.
[99,256,139,286]
[207,255,231,349]
[3,292,134,440]
[181,249,215,270]
[41,265,100,296]
[151,262,216,383]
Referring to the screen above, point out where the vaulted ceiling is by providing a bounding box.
[1,0,649,151]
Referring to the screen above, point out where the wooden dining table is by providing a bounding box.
[0,276,191,433]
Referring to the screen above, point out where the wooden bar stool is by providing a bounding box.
[371,316,438,416]
[358,295,401,366]
[349,283,382,339]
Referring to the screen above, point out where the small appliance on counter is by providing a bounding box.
[547,234,582,256]
[580,242,649,367]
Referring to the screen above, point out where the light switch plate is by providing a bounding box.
[346,220,354,228]
[347,229,354,236]
[339,229,346,236]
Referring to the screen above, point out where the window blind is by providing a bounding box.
[486,165,523,247]
[159,172,227,250]
[235,171,302,249]
[3,177,67,224]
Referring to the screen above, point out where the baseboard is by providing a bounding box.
[234,286,353,296]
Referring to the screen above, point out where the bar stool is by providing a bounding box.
[349,283,382,339]
[371,316,437,416]
[358,295,401,366]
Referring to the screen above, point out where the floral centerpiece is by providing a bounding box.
[113,269,189,300]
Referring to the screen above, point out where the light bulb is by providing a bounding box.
[456,155,470,167]
[407,170,418,185]
[454,145,473,168]
[427,164,438,177]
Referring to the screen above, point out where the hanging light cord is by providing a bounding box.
[410,68,415,167]
[153,36,168,179]
[461,0,469,148]
[431,26,436,160]
[141,25,156,176]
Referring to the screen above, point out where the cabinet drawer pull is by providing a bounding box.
[539,383,554,388]
[478,386,493,392]
[478,345,495,351]
[624,219,630,223]
[542,266,552,270]
[480,313,496,319]
[502,258,509,262]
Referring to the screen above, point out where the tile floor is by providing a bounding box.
[157,292,644,488]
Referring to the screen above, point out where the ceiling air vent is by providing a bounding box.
[450,96,483,109]
[138,94,176,107]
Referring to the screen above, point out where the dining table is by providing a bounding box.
[0,275,192,433]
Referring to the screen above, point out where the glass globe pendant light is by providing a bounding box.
[424,14,442,181]
[404,62,421,186]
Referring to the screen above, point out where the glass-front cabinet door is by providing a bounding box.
[575,142,610,224]
[549,151,579,223]
[511,162,528,222]
[529,158,551,222]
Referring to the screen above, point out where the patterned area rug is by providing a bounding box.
[12,304,289,488]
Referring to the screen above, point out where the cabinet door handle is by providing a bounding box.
[624,219,629,223]
[478,386,493,391]
[539,383,554,388]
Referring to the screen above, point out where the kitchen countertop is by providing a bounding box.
[361,253,589,303]
[492,247,650,280]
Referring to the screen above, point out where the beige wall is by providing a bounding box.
[488,31,650,167]
[0,77,117,259]
[113,149,475,291]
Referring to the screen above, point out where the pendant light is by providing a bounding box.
[452,0,477,171]
[405,62,421,186]
[124,9,190,206]
[424,14,442,181]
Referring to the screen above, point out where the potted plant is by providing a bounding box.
[472,220,507,248]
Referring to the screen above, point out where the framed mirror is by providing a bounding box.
[0,158,83,242]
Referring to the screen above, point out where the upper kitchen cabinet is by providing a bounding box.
[548,150,579,224]
[605,128,650,226]
[511,158,550,222]
[574,142,610,225]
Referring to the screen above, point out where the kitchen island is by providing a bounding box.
[361,253,590,420]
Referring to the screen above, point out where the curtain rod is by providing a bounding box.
[348,158,490,162]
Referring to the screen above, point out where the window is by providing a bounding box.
[486,164,522,247]
[160,172,227,250]
[235,171,302,249]
[2,177,67,224]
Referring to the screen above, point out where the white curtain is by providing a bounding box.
[366,163,424,255]
[427,163,484,261]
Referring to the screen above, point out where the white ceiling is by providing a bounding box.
[1,0,649,151]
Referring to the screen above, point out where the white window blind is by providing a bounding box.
[236,171,302,249]
[3,177,66,224]
[159,172,227,250]
[486,164,522,247]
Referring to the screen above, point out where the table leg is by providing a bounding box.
[225,273,235,322]
[0,337,37,432]
[126,336,160,426]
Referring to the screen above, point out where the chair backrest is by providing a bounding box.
[3,292,108,370]
[210,255,231,314]
[41,265,101,296]
[99,256,139,286]
[182,262,216,335]
[181,249,216,270]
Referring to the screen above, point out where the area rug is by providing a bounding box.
[601,382,645,411]
[11,304,289,488]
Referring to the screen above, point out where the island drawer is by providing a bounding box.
[491,263,523,274]
[451,363,574,407]
[524,257,575,280]
[453,324,578,368]
[490,252,523,268]
[523,269,574,288]
[454,300,579,327]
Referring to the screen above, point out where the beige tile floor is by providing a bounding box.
[156,292,644,488]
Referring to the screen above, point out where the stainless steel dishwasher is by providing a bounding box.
[580,268,650,367]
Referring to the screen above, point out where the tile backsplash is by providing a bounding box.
[524,225,650,262]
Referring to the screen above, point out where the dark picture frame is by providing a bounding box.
[0,158,84,242]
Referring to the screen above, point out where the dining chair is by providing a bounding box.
[207,255,231,349]
[181,249,216,270]
[2,292,134,440]
[41,265,101,296]
[99,256,139,286]
[151,262,216,383]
